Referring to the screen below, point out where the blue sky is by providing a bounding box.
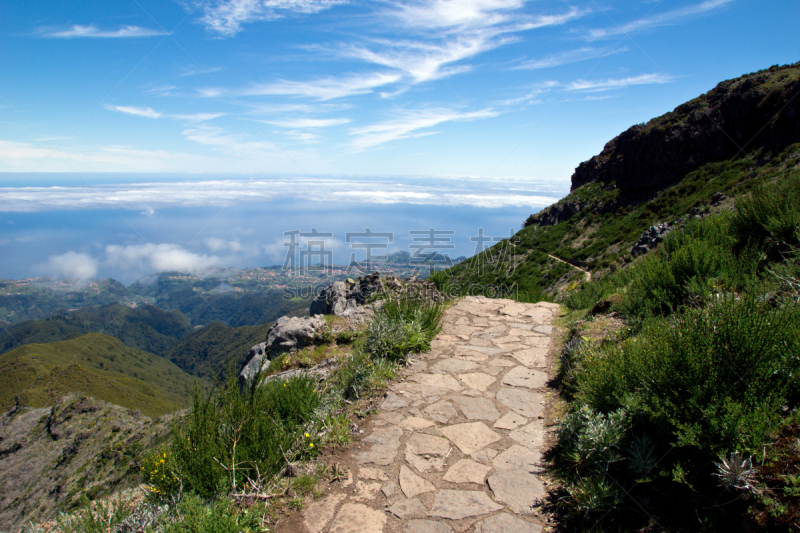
[0,0,797,282]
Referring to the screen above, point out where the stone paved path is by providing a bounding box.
[282,296,560,533]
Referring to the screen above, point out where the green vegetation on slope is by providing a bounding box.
[0,303,193,358]
[441,143,800,300]
[550,176,800,531]
[0,333,205,417]
[165,321,274,380]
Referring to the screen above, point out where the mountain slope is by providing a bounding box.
[443,61,800,297]
[0,333,203,417]
[0,395,175,531]
[0,303,194,358]
[166,321,273,380]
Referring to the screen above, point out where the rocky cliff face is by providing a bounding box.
[571,62,800,199]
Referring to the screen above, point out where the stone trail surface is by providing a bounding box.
[280,296,559,533]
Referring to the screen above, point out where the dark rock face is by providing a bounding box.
[523,201,583,227]
[310,272,385,316]
[711,192,728,206]
[631,223,673,256]
[570,63,800,199]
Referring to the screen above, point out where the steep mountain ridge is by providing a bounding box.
[572,61,800,198]
[442,61,800,298]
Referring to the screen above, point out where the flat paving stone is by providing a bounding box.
[405,432,452,473]
[400,416,436,430]
[457,372,496,391]
[487,471,544,514]
[501,366,548,389]
[476,513,542,533]
[409,373,464,392]
[358,467,389,481]
[440,422,502,455]
[508,420,545,450]
[492,444,541,472]
[329,503,387,533]
[432,358,479,374]
[382,392,409,411]
[423,400,458,424]
[355,425,403,466]
[469,448,498,464]
[400,465,436,498]
[303,492,345,533]
[352,480,382,502]
[381,481,401,500]
[428,490,503,520]
[442,459,492,484]
[451,396,500,422]
[404,519,453,533]
[495,388,543,418]
[390,498,428,520]
[493,411,529,430]
[509,348,547,368]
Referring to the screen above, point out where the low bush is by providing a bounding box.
[162,494,262,533]
[363,297,443,363]
[152,374,320,498]
[731,175,800,260]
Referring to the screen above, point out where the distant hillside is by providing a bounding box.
[152,287,308,327]
[443,61,800,297]
[0,395,175,531]
[0,278,132,323]
[166,321,273,380]
[0,303,193,358]
[0,333,204,417]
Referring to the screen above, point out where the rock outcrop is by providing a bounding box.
[631,223,673,256]
[570,62,800,200]
[310,272,385,316]
[238,315,326,387]
[311,273,444,316]
[523,201,583,227]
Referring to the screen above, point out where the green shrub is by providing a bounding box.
[730,175,800,260]
[56,495,131,533]
[363,297,443,363]
[165,375,320,498]
[575,296,799,455]
[163,494,262,533]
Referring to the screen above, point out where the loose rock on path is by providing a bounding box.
[280,296,560,533]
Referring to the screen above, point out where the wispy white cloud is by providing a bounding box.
[350,107,499,151]
[346,6,583,83]
[172,112,227,121]
[192,0,346,36]
[513,46,628,70]
[588,0,735,40]
[39,24,167,38]
[391,0,526,31]
[181,125,277,156]
[499,81,558,106]
[105,105,162,119]
[105,105,224,122]
[566,73,671,92]
[237,72,402,100]
[259,117,350,128]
